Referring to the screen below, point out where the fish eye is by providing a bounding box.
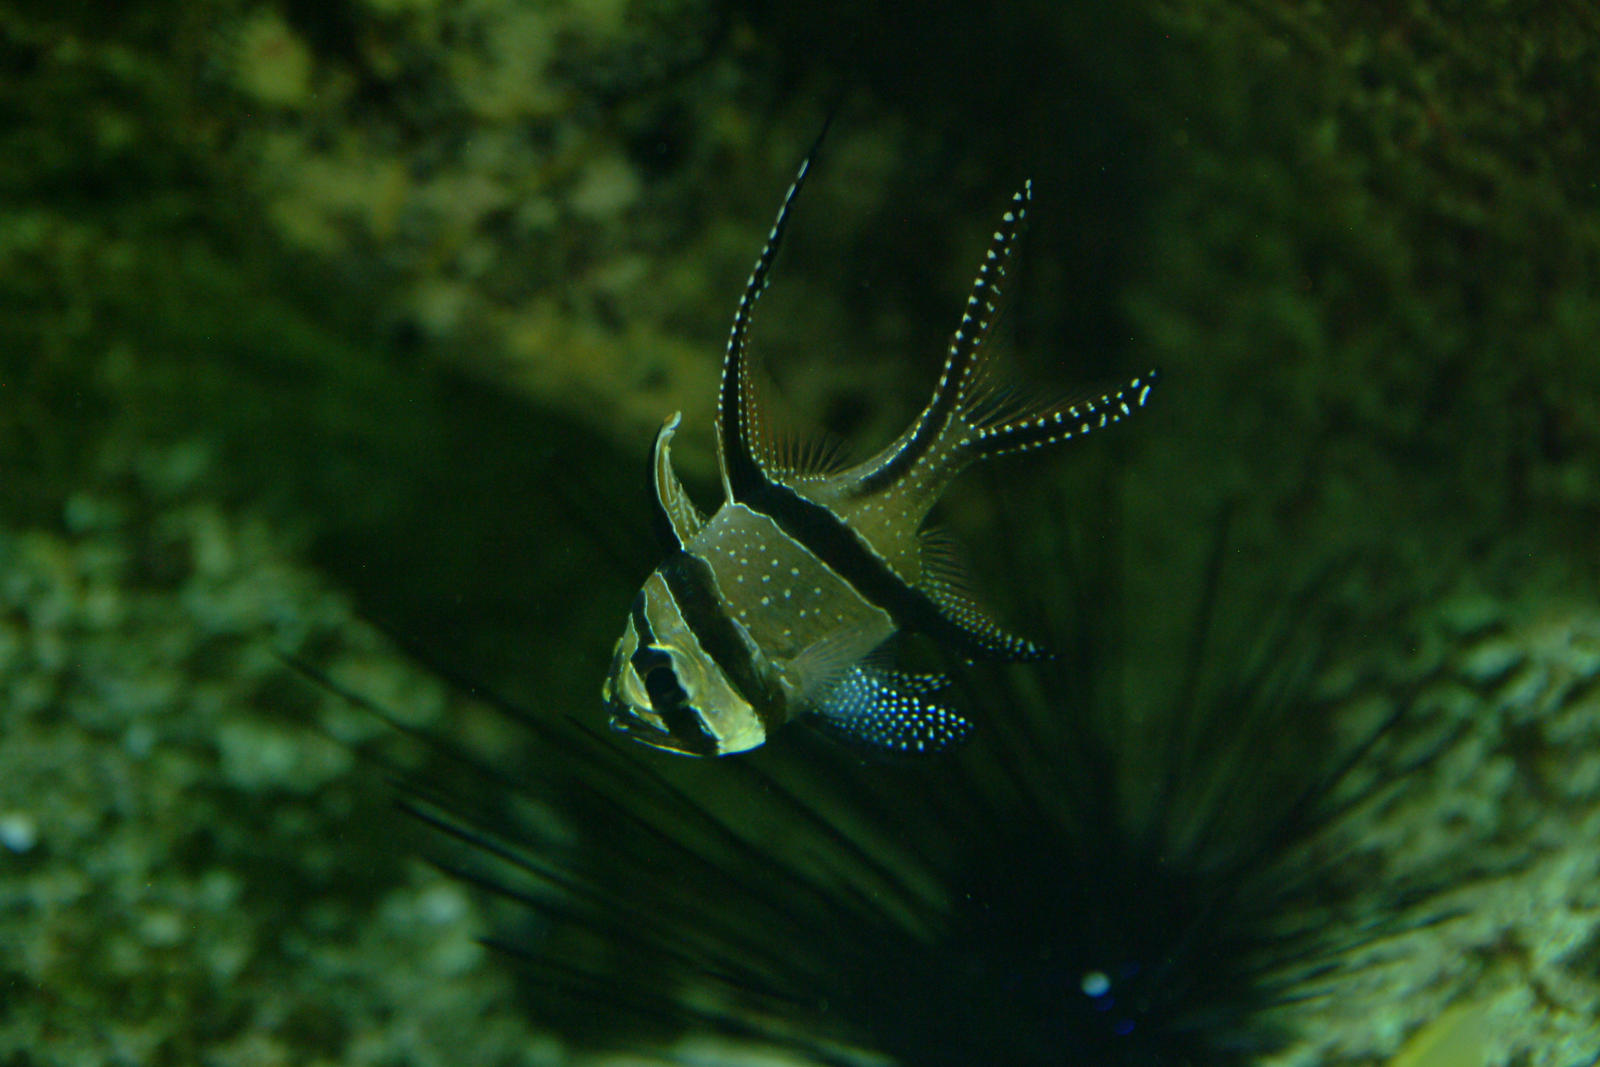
[658,689,716,753]
[626,646,718,753]
[642,662,688,712]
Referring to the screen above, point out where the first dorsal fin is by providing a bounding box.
[766,425,852,484]
[716,120,832,505]
[648,412,705,552]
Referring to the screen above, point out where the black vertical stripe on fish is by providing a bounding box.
[658,551,786,730]
[626,594,718,754]
[627,640,712,754]
[743,477,1047,661]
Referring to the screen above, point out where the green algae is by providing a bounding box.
[0,0,1597,1062]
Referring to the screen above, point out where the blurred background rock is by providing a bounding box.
[0,0,1596,1063]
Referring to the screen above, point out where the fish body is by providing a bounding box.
[604,143,1156,757]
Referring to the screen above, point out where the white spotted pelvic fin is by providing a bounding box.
[809,664,973,755]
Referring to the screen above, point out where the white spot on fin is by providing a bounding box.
[809,665,972,755]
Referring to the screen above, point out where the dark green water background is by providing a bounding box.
[1,1,1596,1063]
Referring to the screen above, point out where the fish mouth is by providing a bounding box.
[607,704,718,757]
[607,704,677,744]
[608,703,659,739]
[607,710,660,741]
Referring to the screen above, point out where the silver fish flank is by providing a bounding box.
[603,144,1157,757]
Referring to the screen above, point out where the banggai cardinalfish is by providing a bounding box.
[603,136,1156,757]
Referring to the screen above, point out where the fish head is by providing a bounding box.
[602,575,768,757]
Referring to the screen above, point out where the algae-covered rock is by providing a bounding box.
[1,0,1596,1063]
[0,442,546,1066]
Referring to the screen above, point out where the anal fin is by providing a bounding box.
[917,527,1051,661]
[808,665,973,755]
